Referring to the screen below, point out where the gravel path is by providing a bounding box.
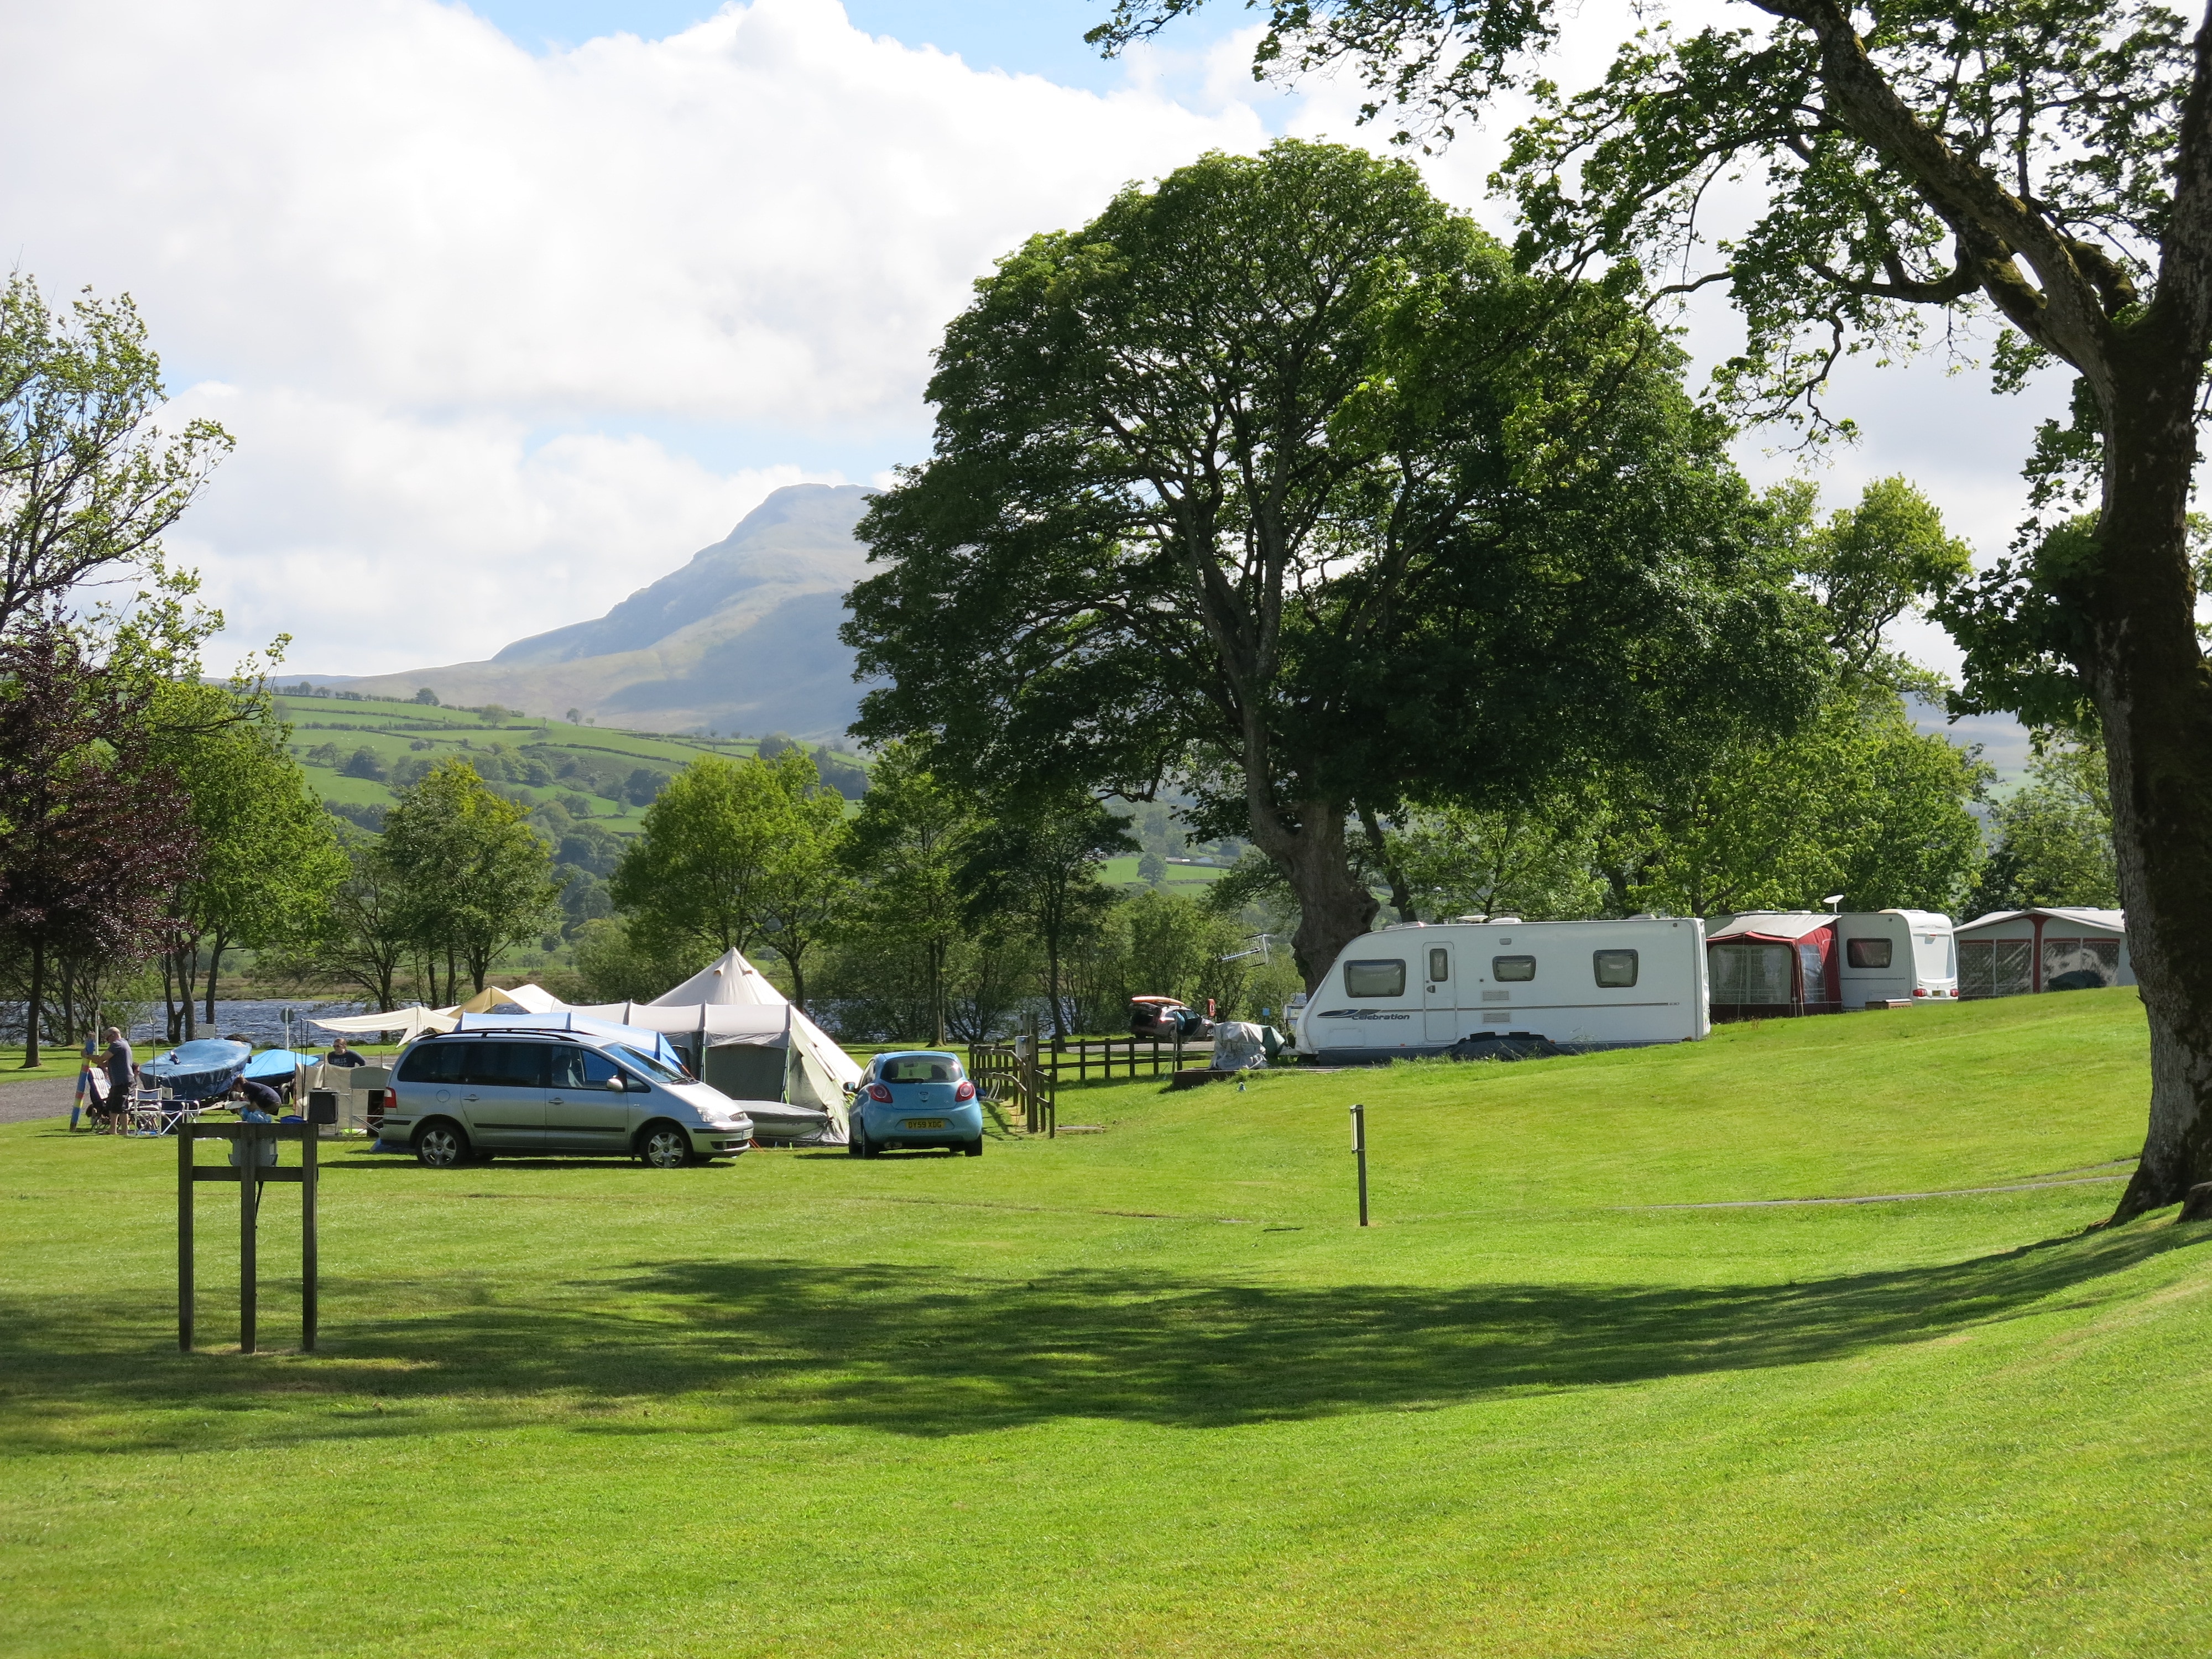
[0,1077,78,1125]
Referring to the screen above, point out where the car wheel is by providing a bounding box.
[847,1126,865,1157]
[964,1137,983,1157]
[639,1122,695,1170]
[415,1120,469,1168]
[861,1131,881,1159]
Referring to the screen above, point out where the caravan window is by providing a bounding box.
[1846,938,1893,968]
[1491,956,1537,982]
[1428,947,1450,983]
[1343,959,1407,998]
[1593,950,1640,988]
[550,1047,622,1090]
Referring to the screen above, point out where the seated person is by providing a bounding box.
[324,1037,368,1069]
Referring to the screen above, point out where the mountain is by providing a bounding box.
[308,483,877,739]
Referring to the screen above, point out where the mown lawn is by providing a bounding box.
[3,987,2207,1657]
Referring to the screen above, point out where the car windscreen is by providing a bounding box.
[614,1044,685,1084]
[881,1056,962,1084]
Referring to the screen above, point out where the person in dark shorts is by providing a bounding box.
[103,1027,135,1110]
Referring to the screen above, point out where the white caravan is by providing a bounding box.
[1294,917,1710,1062]
[1834,910,1958,1004]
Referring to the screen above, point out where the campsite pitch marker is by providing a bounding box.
[1350,1102,1369,1227]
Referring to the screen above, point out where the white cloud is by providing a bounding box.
[0,0,1271,670]
[0,0,2072,686]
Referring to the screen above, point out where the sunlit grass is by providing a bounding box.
[3,988,2206,1656]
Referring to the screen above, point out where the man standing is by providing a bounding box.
[103,1027,135,1109]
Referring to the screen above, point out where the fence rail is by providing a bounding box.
[968,1031,1216,1136]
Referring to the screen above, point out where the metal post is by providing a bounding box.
[302,1129,319,1353]
[239,1125,260,1354]
[178,1124,194,1352]
[1350,1103,1369,1227]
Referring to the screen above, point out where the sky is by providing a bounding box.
[0,0,2070,699]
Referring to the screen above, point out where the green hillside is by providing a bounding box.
[276,691,865,831]
[6,989,2206,1655]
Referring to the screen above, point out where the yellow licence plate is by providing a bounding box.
[903,1118,947,1130]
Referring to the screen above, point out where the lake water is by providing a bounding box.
[132,1000,373,1048]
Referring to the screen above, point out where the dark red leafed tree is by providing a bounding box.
[0,622,196,1066]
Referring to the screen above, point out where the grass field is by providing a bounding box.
[4,987,2208,1656]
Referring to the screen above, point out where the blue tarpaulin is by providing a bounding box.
[243,1048,317,1079]
[142,1039,251,1099]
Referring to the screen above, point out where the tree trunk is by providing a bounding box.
[203,931,226,1026]
[180,946,197,1040]
[22,938,45,1067]
[2098,335,2212,1220]
[1248,797,1380,991]
[1357,802,1417,923]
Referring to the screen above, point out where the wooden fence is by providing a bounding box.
[968,1031,1216,1136]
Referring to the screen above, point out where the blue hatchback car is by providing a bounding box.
[849,1051,985,1157]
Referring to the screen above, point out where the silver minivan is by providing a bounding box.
[378,1030,754,1168]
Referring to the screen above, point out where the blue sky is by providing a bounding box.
[467,1,1255,88]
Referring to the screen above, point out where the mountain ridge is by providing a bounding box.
[300,483,877,739]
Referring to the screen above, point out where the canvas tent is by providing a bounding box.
[575,948,860,1145]
[1705,912,1842,1021]
[1955,907,2132,998]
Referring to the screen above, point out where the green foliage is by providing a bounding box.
[1971,734,2118,914]
[849,138,1821,985]
[837,742,978,1045]
[1608,687,1989,917]
[380,758,559,997]
[959,791,1135,1036]
[565,916,696,1005]
[611,750,848,1004]
[1386,796,1609,922]
[156,679,349,1017]
[0,274,232,634]
[1799,477,1974,684]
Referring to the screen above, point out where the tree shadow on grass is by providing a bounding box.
[3,1222,2205,1454]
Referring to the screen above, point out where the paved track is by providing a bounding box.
[0,1077,78,1125]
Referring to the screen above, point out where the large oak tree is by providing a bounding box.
[1090,0,2212,1217]
[846,139,1818,987]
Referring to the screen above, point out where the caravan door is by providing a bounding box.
[1423,942,1458,1045]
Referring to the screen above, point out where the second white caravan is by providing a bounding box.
[1294,917,1709,1063]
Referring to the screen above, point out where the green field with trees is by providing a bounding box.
[6,991,2208,1656]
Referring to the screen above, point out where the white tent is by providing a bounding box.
[574,950,861,1144]
[654,948,790,1007]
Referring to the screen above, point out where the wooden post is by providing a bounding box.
[239,1124,259,1355]
[1350,1103,1369,1227]
[177,1124,194,1352]
[302,1129,319,1353]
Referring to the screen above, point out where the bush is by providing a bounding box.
[340,745,387,782]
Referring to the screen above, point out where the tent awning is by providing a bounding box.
[311,1006,458,1039]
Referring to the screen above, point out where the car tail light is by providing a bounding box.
[867,1083,893,1103]
[1914,988,1926,997]
[954,1080,976,1102]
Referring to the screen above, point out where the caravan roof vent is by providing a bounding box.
[1489,916,1523,925]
